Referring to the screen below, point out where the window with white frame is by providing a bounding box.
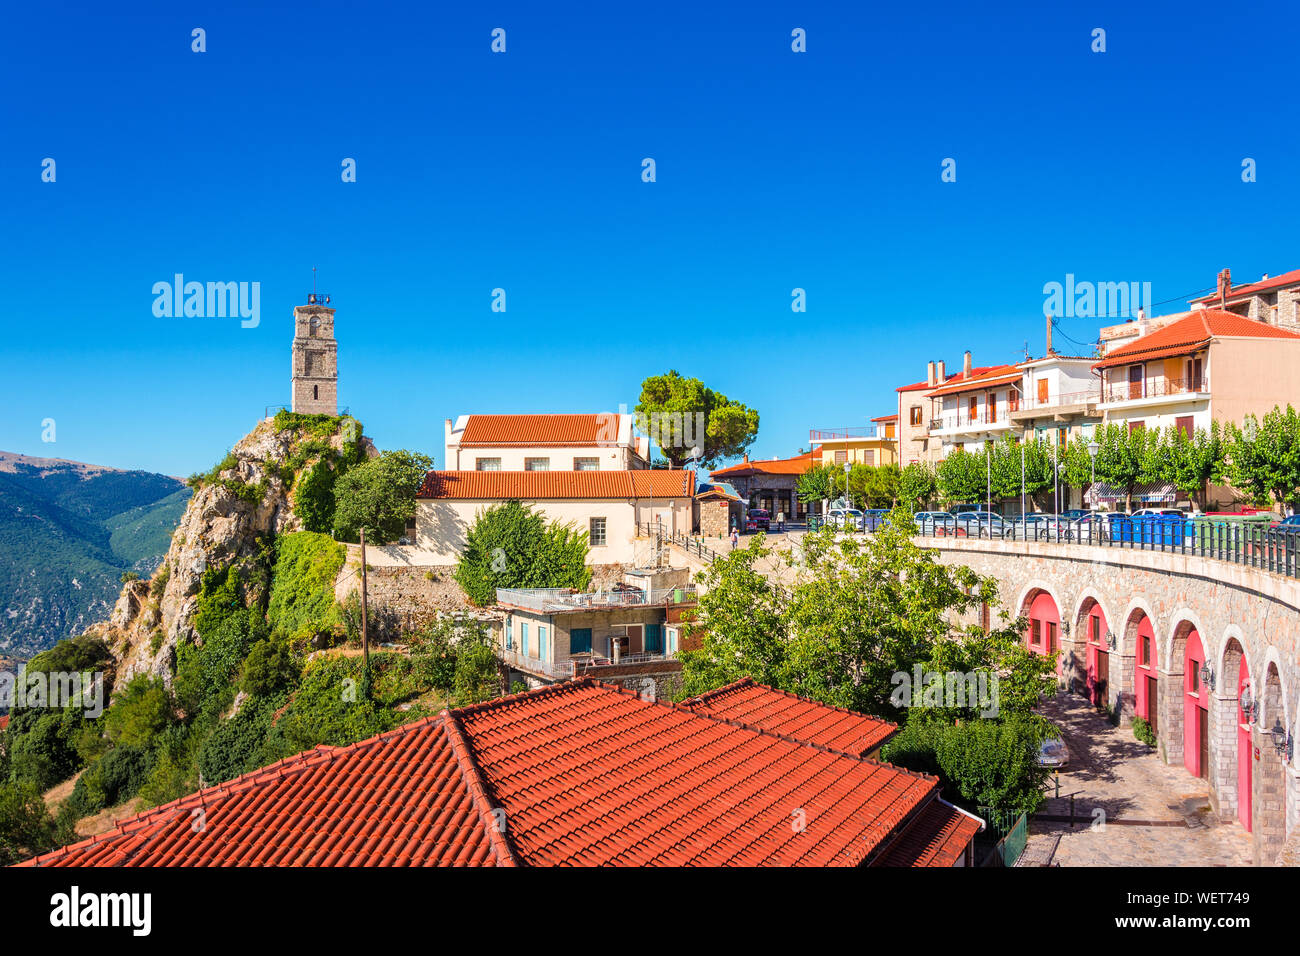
[574,457,600,471]
[589,517,607,547]
[476,458,501,471]
[524,457,549,471]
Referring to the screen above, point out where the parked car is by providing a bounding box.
[953,512,1008,537]
[1130,507,1186,519]
[826,508,866,530]
[1059,508,1090,520]
[1038,731,1070,769]
[914,511,957,534]
[1018,513,1070,539]
[745,508,771,532]
[1270,514,1300,530]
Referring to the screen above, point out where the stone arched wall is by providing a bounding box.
[918,536,1300,865]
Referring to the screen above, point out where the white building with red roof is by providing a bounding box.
[444,413,649,472]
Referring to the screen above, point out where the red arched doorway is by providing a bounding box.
[1083,602,1110,708]
[1183,628,1209,778]
[1236,657,1252,832]
[1133,614,1158,734]
[1025,591,1062,675]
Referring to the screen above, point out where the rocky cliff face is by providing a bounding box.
[87,416,371,684]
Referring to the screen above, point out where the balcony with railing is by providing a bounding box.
[809,425,883,443]
[1100,375,1209,406]
[1009,387,1102,420]
[929,408,1015,435]
[496,586,697,613]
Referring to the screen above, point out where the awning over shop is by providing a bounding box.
[1085,482,1175,505]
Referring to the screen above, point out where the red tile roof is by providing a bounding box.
[925,364,1023,398]
[896,365,999,393]
[22,679,971,868]
[682,677,897,755]
[870,414,899,423]
[18,716,501,867]
[875,799,983,867]
[457,414,616,447]
[1190,269,1300,304]
[417,469,695,500]
[710,450,817,479]
[1094,309,1300,369]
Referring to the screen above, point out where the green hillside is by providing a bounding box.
[0,455,190,659]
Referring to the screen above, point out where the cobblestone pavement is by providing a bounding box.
[1023,694,1253,866]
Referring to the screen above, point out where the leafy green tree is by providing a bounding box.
[898,462,937,510]
[453,642,500,706]
[850,463,900,508]
[678,537,790,697]
[1223,406,1300,510]
[0,781,70,866]
[1155,423,1224,511]
[882,715,1051,816]
[454,501,592,607]
[1093,423,1159,512]
[796,464,837,511]
[102,675,176,748]
[635,370,760,468]
[331,450,434,544]
[936,448,987,506]
[240,640,300,698]
[989,436,1055,506]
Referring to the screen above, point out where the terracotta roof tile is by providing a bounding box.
[1094,309,1300,369]
[458,414,616,447]
[875,799,984,867]
[682,678,898,755]
[1190,269,1300,304]
[417,469,695,499]
[711,451,817,479]
[21,680,972,868]
[896,365,999,393]
[925,364,1023,398]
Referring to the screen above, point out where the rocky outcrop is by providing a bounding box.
[87,416,372,684]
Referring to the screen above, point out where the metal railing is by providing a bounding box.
[1101,375,1208,404]
[930,411,1013,431]
[810,426,882,441]
[500,647,674,679]
[909,516,1300,579]
[1012,388,1101,412]
[496,585,695,612]
[653,526,793,601]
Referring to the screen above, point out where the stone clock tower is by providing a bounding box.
[291,297,338,415]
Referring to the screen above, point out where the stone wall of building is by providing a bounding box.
[921,535,1300,864]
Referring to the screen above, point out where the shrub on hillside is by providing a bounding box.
[454,501,591,607]
[266,532,345,643]
[66,744,151,817]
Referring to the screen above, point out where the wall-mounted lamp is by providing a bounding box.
[1106,630,1117,651]
[1240,685,1258,724]
[1199,661,1215,691]
[1270,720,1293,762]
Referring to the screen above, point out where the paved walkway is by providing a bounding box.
[1023,694,1253,866]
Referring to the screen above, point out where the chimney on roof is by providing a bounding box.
[1217,267,1231,309]
[743,453,749,463]
[927,361,936,387]
[962,351,972,379]
[1045,315,1054,356]
[936,359,946,382]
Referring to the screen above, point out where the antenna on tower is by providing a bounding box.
[307,267,330,305]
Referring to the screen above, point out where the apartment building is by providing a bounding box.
[807,424,899,469]
[1093,308,1300,436]
[896,358,1000,465]
[1188,266,1300,330]
[1012,353,1101,449]
[443,413,649,471]
[926,354,1022,459]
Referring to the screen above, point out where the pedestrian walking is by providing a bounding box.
[730,528,739,550]
[777,510,785,532]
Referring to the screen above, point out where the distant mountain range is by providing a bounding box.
[0,451,191,660]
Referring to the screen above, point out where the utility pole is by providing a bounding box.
[359,526,370,670]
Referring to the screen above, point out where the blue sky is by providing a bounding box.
[2,0,1298,476]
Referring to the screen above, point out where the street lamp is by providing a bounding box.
[843,461,851,516]
[1270,719,1293,762]
[1087,440,1100,510]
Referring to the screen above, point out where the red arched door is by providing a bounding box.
[1026,592,1062,674]
[1237,658,1252,832]
[1085,605,1109,707]
[1134,615,1158,734]
[1183,629,1209,778]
